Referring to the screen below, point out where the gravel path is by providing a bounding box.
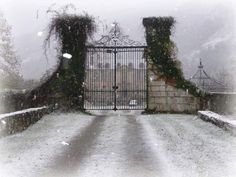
[0,111,235,177]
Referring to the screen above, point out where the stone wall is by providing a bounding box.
[0,107,51,137]
[148,71,201,113]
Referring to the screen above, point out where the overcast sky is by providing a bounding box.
[0,0,235,79]
[1,0,234,37]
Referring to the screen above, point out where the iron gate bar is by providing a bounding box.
[114,47,117,111]
[145,51,149,110]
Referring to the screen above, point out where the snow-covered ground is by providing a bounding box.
[0,111,236,177]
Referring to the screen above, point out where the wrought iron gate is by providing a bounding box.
[83,23,148,110]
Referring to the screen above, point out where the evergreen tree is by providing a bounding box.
[0,11,22,89]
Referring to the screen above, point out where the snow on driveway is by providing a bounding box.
[0,111,236,177]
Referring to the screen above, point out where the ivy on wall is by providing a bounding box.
[143,17,204,97]
[25,13,96,110]
[54,15,95,108]
[46,14,96,109]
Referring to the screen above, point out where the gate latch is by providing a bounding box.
[112,86,118,90]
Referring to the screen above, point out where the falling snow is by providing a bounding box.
[62,53,72,59]
[37,31,43,37]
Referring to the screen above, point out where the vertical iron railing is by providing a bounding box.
[113,47,118,110]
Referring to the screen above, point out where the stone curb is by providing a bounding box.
[0,107,52,137]
[198,111,236,135]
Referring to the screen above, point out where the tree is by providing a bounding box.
[0,10,22,89]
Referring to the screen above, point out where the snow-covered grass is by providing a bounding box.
[0,112,235,177]
[140,114,236,177]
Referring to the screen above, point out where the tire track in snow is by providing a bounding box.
[69,114,171,177]
[136,116,183,177]
[119,115,165,177]
[38,115,107,177]
[76,115,128,177]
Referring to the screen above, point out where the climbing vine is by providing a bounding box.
[44,12,95,109]
[143,17,204,97]
[21,5,98,111]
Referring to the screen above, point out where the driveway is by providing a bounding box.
[0,111,235,177]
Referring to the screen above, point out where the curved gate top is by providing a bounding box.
[84,22,148,110]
